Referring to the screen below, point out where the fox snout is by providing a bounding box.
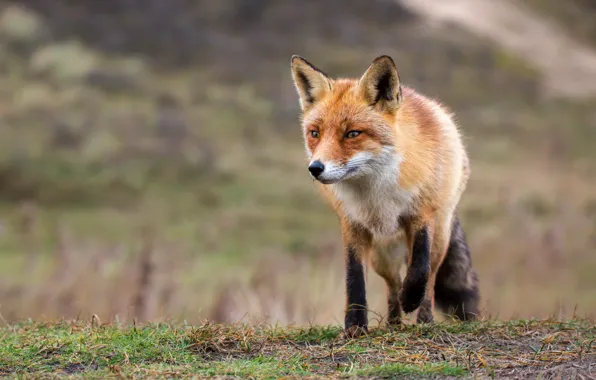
[307,158,344,184]
[308,160,325,178]
[307,157,364,184]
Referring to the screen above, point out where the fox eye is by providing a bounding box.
[310,130,319,138]
[345,130,361,139]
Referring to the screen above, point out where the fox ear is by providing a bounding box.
[291,55,332,111]
[358,55,402,112]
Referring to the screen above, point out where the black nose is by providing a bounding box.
[308,160,325,178]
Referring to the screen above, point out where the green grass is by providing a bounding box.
[357,363,466,378]
[1,319,594,378]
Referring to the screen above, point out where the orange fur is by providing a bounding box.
[291,55,470,331]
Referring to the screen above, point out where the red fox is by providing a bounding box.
[290,55,480,336]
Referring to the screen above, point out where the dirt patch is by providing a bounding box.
[61,363,83,374]
[399,0,596,99]
[490,361,596,379]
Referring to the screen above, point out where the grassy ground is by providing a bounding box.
[1,4,595,378]
[1,319,594,379]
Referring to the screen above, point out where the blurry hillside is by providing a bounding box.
[0,0,595,325]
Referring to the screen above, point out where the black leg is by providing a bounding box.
[434,216,480,321]
[400,226,430,314]
[344,245,368,337]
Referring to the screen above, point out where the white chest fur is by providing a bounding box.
[332,155,416,238]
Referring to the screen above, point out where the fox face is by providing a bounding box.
[291,55,403,185]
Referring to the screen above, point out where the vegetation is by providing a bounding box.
[0,1,595,378]
[1,319,594,378]
[0,0,595,340]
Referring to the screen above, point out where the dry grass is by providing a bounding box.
[1,318,594,378]
[1,160,596,327]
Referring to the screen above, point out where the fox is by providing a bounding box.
[290,55,480,337]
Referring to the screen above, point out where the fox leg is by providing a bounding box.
[341,220,373,337]
[415,245,444,324]
[370,241,403,326]
[399,219,433,315]
[434,215,480,321]
[416,213,466,324]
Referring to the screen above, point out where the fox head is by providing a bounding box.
[291,55,403,185]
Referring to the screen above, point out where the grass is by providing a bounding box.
[1,319,594,378]
[0,4,595,378]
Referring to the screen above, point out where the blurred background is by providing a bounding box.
[0,0,595,326]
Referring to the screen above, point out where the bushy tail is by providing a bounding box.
[434,215,480,321]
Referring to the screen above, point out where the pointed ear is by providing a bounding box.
[358,55,402,112]
[291,55,332,111]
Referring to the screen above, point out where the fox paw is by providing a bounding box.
[416,299,434,323]
[399,276,427,313]
[343,325,368,339]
